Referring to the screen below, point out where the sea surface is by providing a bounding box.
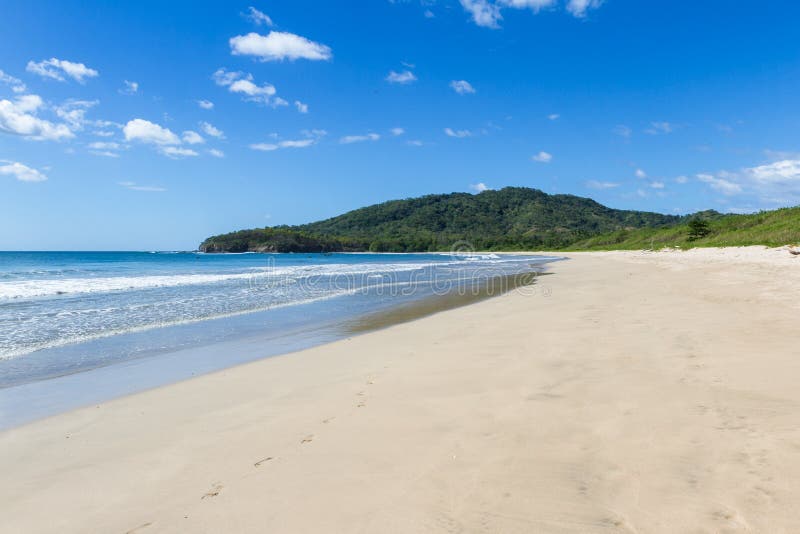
[0,251,558,427]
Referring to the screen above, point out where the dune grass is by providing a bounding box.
[564,206,800,250]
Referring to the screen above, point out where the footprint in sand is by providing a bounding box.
[254,457,273,467]
[201,483,223,499]
[300,435,314,444]
[125,522,152,533]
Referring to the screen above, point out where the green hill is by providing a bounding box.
[565,206,800,250]
[200,187,683,252]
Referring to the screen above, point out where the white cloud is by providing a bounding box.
[424,9,435,18]
[613,124,632,138]
[0,94,74,141]
[160,146,199,158]
[635,168,647,178]
[26,58,98,83]
[407,140,424,146]
[250,143,279,151]
[460,0,502,28]
[532,151,552,163]
[123,118,180,145]
[0,160,48,182]
[230,31,332,62]
[386,70,417,84]
[212,68,280,105]
[444,127,472,138]
[498,0,557,11]
[650,181,665,189]
[199,121,224,139]
[245,6,273,26]
[675,175,689,184]
[585,180,620,190]
[0,69,26,93]
[88,141,120,150]
[547,113,560,120]
[747,159,800,185]
[120,80,138,95]
[450,80,476,94]
[53,99,98,131]
[89,150,119,158]
[251,138,318,151]
[118,181,166,192]
[294,100,309,113]
[208,148,225,158]
[697,173,742,195]
[390,127,405,136]
[182,130,204,144]
[460,0,600,28]
[566,0,603,18]
[340,133,381,144]
[197,99,214,110]
[470,182,489,193]
[645,121,673,135]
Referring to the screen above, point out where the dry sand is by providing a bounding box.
[3,247,800,533]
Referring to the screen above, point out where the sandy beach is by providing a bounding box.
[3,247,800,533]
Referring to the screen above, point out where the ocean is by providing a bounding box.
[0,251,558,427]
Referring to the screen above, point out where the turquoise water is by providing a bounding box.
[0,251,557,426]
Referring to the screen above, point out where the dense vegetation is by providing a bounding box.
[200,187,684,252]
[565,206,800,250]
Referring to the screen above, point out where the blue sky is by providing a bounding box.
[2,0,800,250]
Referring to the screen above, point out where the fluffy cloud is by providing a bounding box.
[585,180,620,190]
[532,151,552,163]
[197,99,214,110]
[230,31,332,62]
[294,100,309,113]
[470,182,489,193]
[54,99,98,131]
[340,133,380,144]
[120,80,138,95]
[0,94,74,141]
[390,127,405,136]
[386,70,417,84]
[697,173,742,195]
[460,0,502,28]
[444,127,472,138]
[692,158,800,205]
[450,80,476,94]
[0,69,26,93]
[208,148,225,158]
[650,181,665,189]
[547,113,560,120]
[250,138,317,151]
[160,146,199,158]
[635,168,647,178]
[245,6,273,26]
[182,130,204,144]
[213,68,281,105]
[0,160,48,182]
[123,118,180,145]
[199,121,224,139]
[566,0,603,17]
[26,58,98,83]
[88,141,122,158]
[460,0,601,28]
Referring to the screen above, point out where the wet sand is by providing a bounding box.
[3,248,800,533]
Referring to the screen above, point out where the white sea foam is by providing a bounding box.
[0,259,508,300]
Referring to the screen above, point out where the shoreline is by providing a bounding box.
[0,264,552,429]
[4,247,800,532]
